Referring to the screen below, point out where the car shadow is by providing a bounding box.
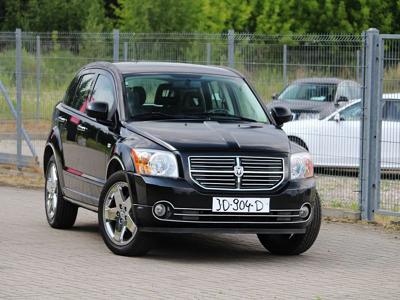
[146,233,303,263]
[68,223,312,263]
[70,222,99,234]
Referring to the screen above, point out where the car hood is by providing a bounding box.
[271,99,334,119]
[125,121,290,154]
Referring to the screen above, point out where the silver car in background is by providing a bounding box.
[271,78,361,120]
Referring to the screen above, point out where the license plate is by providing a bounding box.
[212,197,270,213]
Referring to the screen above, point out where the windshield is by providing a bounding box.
[278,83,337,102]
[124,74,268,123]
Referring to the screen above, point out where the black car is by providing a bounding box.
[43,62,320,256]
[271,77,361,120]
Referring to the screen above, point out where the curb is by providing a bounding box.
[322,207,360,220]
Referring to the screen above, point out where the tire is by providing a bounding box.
[257,193,321,255]
[98,171,152,256]
[45,156,78,229]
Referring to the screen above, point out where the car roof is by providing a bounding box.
[84,61,243,78]
[291,77,352,84]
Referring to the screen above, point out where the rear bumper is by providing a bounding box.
[126,172,317,234]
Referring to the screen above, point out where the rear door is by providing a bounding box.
[60,72,96,201]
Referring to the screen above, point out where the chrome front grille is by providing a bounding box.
[189,156,284,190]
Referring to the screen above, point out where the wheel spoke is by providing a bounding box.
[52,193,58,211]
[104,207,118,221]
[51,165,58,183]
[113,186,125,208]
[124,196,132,212]
[126,215,136,233]
[114,226,125,242]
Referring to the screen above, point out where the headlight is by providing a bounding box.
[131,149,178,178]
[290,152,314,180]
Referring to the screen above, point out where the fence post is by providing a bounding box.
[228,29,234,68]
[15,28,22,170]
[356,49,360,83]
[359,28,382,221]
[35,35,41,119]
[206,43,211,65]
[113,29,119,62]
[283,44,288,86]
[123,42,128,61]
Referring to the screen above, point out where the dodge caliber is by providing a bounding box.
[43,62,320,256]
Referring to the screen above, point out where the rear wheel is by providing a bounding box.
[45,156,78,229]
[98,171,152,256]
[257,193,321,255]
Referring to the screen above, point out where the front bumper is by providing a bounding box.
[126,172,317,234]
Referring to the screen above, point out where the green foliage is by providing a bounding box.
[1,0,109,32]
[2,0,399,34]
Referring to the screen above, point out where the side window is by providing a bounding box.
[91,74,116,118]
[68,73,95,112]
[382,100,400,121]
[63,76,79,107]
[336,82,351,99]
[339,102,362,121]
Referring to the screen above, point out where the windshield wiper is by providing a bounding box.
[130,112,181,121]
[191,112,258,123]
[130,112,206,121]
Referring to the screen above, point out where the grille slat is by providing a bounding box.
[189,156,284,190]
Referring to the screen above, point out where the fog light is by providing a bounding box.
[154,203,167,218]
[299,204,310,219]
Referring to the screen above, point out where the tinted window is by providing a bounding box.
[124,74,268,123]
[63,76,80,107]
[278,83,337,102]
[383,100,400,121]
[68,73,95,112]
[340,102,362,120]
[91,74,116,118]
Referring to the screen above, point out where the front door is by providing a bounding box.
[73,71,119,205]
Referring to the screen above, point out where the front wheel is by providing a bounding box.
[257,193,321,255]
[98,171,152,256]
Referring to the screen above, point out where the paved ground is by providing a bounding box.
[0,186,399,300]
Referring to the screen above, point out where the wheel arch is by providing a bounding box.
[288,135,309,151]
[43,127,65,188]
[106,156,126,179]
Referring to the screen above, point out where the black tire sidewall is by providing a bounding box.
[98,171,150,256]
[45,156,61,226]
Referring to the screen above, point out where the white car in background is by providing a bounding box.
[283,94,400,169]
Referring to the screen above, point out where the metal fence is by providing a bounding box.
[0,28,398,220]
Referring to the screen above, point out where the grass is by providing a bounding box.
[0,43,366,120]
[328,199,359,211]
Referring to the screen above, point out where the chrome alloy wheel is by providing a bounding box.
[103,182,137,246]
[46,162,59,220]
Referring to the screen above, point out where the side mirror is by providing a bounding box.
[87,102,108,121]
[270,106,293,127]
[334,113,341,122]
[272,93,278,100]
[337,96,349,103]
